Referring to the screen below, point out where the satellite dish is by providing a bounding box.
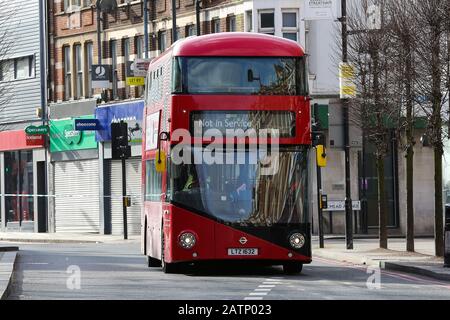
[96,0,118,13]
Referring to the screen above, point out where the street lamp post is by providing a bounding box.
[172,0,177,43]
[196,0,202,36]
[144,0,149,59]
[340,0,354,250]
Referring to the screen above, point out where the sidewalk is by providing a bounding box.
[0,232,140,244]
[0,248,18,300]
[313,237,450,281]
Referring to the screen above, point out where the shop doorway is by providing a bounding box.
[4,150,34,231]
[37,161,47,232]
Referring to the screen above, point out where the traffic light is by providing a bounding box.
[111,121,131,160]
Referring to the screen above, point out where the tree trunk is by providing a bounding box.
[431,24,444,257]
[405,43,415,252]
[435,145,444,257]
[377,154,388,249]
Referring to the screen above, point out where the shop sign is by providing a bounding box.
[26,134,45,146]
[95,100,144,144]
[303,0,339,21]
[25,125,49,135]
[50,115,98,152]
[92,64,112,89]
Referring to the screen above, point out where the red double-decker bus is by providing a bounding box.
[141,33,311,274]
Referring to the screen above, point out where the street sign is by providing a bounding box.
[133,58,151,77]
[92,64,111,89]
[323,200,361,212]
[126,77,145,86]
[303,0,339,21]
[75,119,101,131]
[25,125,49,135]
[126,60,147,86]
[339,62,356,99]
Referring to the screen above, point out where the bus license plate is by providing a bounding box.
[228,248,258,256]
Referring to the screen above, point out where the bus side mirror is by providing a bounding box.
[155,131,170,173]
[155,150,167,173]
[316,145,327,168]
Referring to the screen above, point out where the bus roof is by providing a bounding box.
[171,32,305,57]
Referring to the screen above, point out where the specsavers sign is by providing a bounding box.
[50,115,98,152]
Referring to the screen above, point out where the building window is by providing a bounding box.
[14,56,35,80]
[259,10,275,35]
[246,10,253,32]
[227,15,236,32]
[282,11,298,42]
[123,38,131,98]
[176,27,182,41]
[110,40,118,99]
[212,18,220,33]
[64,0,88,10]
[187,24,196,36]
[0,56,35,82]
[159,31,167,52]
[63,46,72,100]
[136,35,144,58]
[85,42,93,97]
[74,44,83,99]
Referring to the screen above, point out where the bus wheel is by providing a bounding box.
[161,232,178,274]
[283,262,303,275]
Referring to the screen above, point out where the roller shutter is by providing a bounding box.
[54,159,100,233]
[107,158,142,235]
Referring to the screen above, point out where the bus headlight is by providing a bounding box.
[179,232,197,249]
[289,233,305,249]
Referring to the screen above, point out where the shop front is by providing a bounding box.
[0,129,47,232]
[96,100,144,236]
[50,115,99,233]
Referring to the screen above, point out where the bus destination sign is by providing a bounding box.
[190,111,296,137]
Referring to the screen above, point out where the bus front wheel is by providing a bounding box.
[283,262,303,275]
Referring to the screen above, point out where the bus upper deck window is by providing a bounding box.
[172,57,183,93]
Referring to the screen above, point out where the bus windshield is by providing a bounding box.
[173,57,308,96]
[168,147,309,226]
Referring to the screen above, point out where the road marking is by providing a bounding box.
[245,277,285,300]
[259,285,275,288]
[249,292,268,296]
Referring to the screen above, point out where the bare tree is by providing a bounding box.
[345,0,401,249]
[409,0,449,257]
[386,0,421,252]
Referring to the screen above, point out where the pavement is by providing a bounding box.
[313,237,450,281]
[0,232,140,244]
[0,247,18,300]
[0,232,139,300]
